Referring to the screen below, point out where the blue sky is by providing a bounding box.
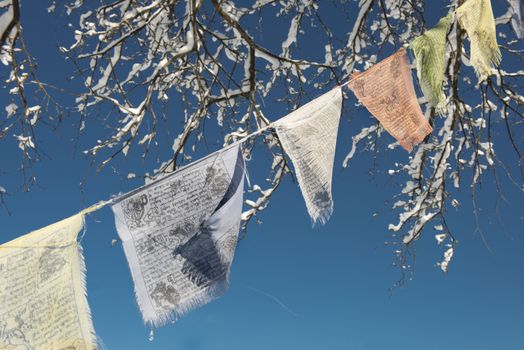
[1,1,523,349]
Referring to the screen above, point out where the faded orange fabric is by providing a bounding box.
[348,48,432,152]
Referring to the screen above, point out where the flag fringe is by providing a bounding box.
[77,217,99,349]
[144,277,231,328]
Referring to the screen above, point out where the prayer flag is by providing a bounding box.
[456,0,501,80]
[274,87,343,225]
[348,48,433,152]
[112,145,245,328]
[411,15,453,114]
[0,214,97,350]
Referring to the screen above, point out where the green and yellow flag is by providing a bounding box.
[456,0,501,80]
[411,15,453,115]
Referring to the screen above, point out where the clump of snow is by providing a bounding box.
[5,103,17,117]
[14,134,35,151]
[435,233,446,245]
[438,247,454,272]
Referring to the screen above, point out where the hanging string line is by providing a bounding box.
[2,0,467,217]
[98,85,348,207]
[0,83,351,249]
[0,2,471,247]
[0,200,114,248]
[47,4,463,214]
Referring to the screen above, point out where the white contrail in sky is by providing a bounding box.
[246,285,299,318]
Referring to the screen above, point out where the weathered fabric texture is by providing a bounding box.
[112,145,244,327]
[348,48,433,152]
[411,15,453,114]
[510,0,524,38]
[0,214,97,350]
[274,87,343,225]
[456,0,501,80]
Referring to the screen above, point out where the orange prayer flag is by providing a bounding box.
[348,48,432,152]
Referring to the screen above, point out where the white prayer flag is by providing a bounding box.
[0,214,97,350]
[112,145,245,327]
[274,87,343,225]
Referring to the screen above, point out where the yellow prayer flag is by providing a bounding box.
[456,0,501,80]
[0,214,97,350]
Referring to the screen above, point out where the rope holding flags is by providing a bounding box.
[0,0,517,340]
[456,0,501,80]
